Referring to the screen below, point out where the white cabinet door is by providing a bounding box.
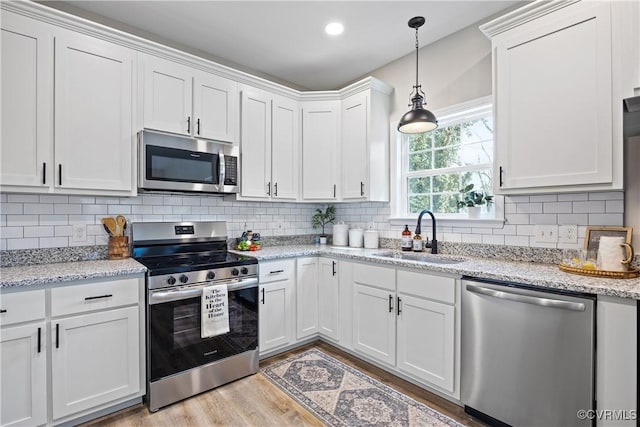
[301,101,339,200]
[341,92,368,200]
[193,71,237,143]
[51,306,140,420]
[142,54,193,135]
[296,257,318,339]
[0,12,53,190]
[396,294,455,393]
[494,2,614,191]
[318,258,339,341]
[54,32,134,192]
[0,323,47,427]
[352,284,396,366]
[271,96,299,200]
[259,280,294,354]
[240,89,271,199]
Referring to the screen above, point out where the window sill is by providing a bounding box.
[389,215,506,229]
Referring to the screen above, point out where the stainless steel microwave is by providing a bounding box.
[138,130,239,194]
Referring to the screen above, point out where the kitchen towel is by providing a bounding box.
[201,284,230,338]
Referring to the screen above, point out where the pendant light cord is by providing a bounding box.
[415,26,419,90]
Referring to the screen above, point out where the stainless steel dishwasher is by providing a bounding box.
[461,279,595,427]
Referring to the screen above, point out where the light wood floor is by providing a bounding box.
[83,342,485,426]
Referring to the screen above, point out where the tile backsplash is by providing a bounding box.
[0,191,624,251]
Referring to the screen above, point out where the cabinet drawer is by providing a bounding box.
[259,259,295,283]
[397,270,456,305]
[0,289,46,326]
[353,263,395,291]
[51,278,140,317]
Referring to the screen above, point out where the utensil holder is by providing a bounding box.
[108,236,129,260]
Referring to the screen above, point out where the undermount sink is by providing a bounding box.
[372,251,465,264]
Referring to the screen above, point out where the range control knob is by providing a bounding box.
[167,276,176,285]
[206,271,215,280]
[241,267,249,275]
[179,275,189,284]
[231,268,239,276]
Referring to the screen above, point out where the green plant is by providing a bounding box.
[311,205,336,236]
[457,184,493,208]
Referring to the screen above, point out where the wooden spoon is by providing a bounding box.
[101,217,117,237]
[115,215,127,237]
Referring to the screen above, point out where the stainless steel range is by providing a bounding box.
[131,221,259,412]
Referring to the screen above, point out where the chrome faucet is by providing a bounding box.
[415,209,437,254]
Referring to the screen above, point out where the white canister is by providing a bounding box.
[333,222,350,246]
[364,230,379,249]
[349,228,364,248]
[597,236,634,272]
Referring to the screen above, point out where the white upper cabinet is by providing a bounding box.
[0,11,52,190]
[340,84,391,202]
[0,9,136,196]
[142,55,193,136]
[239,86,299,201]
[55,31,134,192]
[142,53,237,143]
[482,0,636,194]
[301,101,340,200]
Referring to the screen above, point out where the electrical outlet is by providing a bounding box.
[72,224,87,242]
[558,225,578,244]
[534,225,558,243]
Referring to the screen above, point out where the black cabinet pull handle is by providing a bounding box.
[332,261,336,276]
[58,164,62,186]
[0,309,6,314]
[269,269,284,274]
[37,327,41,353]
[499,166,504,187]
[261,288,265,304]
[333,184,336,198]
[267,181,271,196]
[388,295,393,313]
[397,297,402,315]
[360,181,364,196]
[197,118,200,135]
[84,294,113,301]
[274,182,278,197]
[187,116,191,133]
[42,163,46,185]
[55,324,60,349]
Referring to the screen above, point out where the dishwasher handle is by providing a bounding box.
[465,283,586,312]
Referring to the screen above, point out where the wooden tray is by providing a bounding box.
[559,263,639,279]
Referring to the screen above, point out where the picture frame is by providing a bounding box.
[583,226,633,252]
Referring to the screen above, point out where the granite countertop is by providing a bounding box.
[230,245,640,300]
[0,258,147,289]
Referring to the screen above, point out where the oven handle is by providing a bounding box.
[149,277,258,305]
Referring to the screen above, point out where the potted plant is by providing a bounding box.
[457,184,493,218]
[311,205,336,244]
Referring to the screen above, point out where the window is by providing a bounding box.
[399,99,494,217]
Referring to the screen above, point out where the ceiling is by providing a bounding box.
[50,1,522,91]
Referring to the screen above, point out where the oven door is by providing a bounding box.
[148,278,258,382]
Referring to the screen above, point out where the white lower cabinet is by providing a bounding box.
[317,258,339,341]
[351,263,459,397]
[51,306,140,420]
[296,257,318,340]
[0,322,47,427]
[0,276,144,426]
[259,260,296,354]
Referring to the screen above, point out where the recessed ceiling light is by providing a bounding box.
[325,22,344,36]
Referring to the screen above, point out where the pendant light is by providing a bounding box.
[398,16,438,134]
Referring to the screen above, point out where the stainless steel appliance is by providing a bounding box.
[138,129,239,194]
[461,279,595,426]
[132,221,259,412]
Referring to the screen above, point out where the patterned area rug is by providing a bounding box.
[261,349,465,427]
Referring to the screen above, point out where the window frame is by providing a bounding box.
[389,96,504,226]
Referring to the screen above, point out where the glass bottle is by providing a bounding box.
[401,225,412,251]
